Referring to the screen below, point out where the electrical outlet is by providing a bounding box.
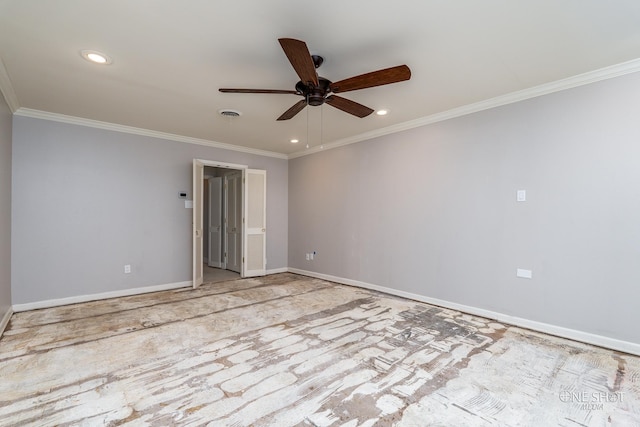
[124,264,131,274]
[305,253,310,261]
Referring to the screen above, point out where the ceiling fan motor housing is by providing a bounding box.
[297,77,332,106]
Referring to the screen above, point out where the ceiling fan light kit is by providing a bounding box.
[219,38,411,121]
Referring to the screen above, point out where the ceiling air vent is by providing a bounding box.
[218,109,241,117]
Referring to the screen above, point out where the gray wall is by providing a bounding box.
[12,117,287,304]
[289,71,640,345]
[0,93,11,320]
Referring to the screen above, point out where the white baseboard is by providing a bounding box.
[11,269,286,313]
[288,268,640,357]
[0,307,13,338]
[12,281,192,312]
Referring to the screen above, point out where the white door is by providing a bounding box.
[243,169,266,277]
[208,177,222,268]
[192,160,204,289]
[225,172,242,273]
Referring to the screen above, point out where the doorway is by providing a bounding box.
[193,159,266,289]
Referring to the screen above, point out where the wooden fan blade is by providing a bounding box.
[278,38,319,86]
[330,65,411,93]
[325,95,374,118]
[277,99,308,121]
[219,88,299,94]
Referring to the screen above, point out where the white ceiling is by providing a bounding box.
[1,1,640,156]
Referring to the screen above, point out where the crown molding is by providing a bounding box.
[13,108,288,160]
[0,57,20,113]
[289,57,640,159]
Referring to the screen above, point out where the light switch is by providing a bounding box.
[185,200,193,209]
[517,190,526,202]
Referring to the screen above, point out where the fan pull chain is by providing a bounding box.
[320,105,324,150]
[306,106,309,149]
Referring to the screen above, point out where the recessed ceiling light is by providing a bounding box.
[376,109,389,116]
[80,50,113,65]
[290,139,299,143]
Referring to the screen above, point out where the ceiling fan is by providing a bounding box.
[219,38,411,121]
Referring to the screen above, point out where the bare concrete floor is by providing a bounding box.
[203,264,240,283]
[0,273,639,426]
